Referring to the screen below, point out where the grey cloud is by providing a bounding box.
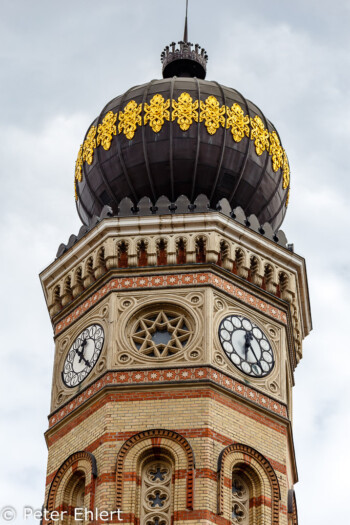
[1,1,349,523]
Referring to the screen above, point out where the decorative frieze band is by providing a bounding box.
[55,271,287,335]
[48,366,288,428]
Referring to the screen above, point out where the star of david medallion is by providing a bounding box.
[131,309,192,358]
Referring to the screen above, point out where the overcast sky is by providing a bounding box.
[0,0,349,523]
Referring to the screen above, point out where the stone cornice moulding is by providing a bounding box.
[41,213,305,282]
[44,374,299,484]
[39,213,311,339]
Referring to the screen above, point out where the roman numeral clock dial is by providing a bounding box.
[218,315,274,377]
[62,324,105,388]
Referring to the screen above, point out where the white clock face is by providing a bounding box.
[62,324,105,388]
[218,315,274,377]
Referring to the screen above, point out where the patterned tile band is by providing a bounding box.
[54,271,287,335]
[74,93,290,200]
[49,366,288,427]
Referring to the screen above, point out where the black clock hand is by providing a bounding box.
[76,339,90,367]
[247,344,263,373]
[244,332,253,359]
[244,333,263,373]
[77,349,90,367]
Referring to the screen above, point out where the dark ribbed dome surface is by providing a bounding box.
[75,77,290,230]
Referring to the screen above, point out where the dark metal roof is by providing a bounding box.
[75,77,290,230]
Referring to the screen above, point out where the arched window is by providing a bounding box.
[138,240,148,267]
[157,239,168,266]
[117,240,129,268]
[232,474,249,524]
[176,238,187,264]
[46,452,97,525]
[49,284,62,315]
[218,444,280,525]
[217,240,229,267]
[140,458,173,525]
[116,430,195,521]
[195,237,206,263]
[84,256,95,287]
[63,472,87,524]
[74,477,86,509]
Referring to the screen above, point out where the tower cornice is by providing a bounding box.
[44,376,299,484]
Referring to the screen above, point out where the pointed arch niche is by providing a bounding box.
[46,451,97,525]
[116,429,195,524]
[218,443,280,525]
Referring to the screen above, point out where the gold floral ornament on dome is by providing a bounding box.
[269,131,284,172]
[75,144,84,182]
[82,125,97,165]
[285,188,290,207]
[226,103,250,142]
[144,94,171,133]
[282,149,290,190]
[97,111,117,150]
[73,92,291,201]
[74,144,83,200]
[199,95,226,135]
[171,92,199,131]
[250,116,270,156]
[118,100,142,139]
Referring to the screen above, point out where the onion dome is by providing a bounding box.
[74,36,290,230]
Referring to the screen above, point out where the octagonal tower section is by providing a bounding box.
[40,203,311,525]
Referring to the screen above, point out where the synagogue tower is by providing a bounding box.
[40,15,311,525]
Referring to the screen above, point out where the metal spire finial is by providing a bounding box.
[161,0,208,80]
[183,0,188,42]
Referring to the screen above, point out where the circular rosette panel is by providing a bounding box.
[145,513,169,525]
[232,476,249,523]
[145,463,172,485]
[144,487,171,513]
[129,305,194,359]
